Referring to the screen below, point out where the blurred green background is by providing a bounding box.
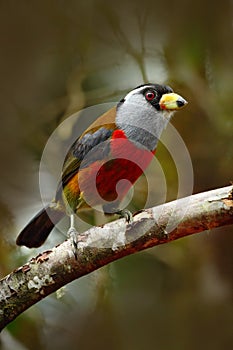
[0,1,232,349]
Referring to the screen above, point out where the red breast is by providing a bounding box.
[77,129,156,207]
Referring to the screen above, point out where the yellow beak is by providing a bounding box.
[159,92,188,111]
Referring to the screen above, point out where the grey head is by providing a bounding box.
[116,83,187,151]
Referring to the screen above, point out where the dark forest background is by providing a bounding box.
[0,1,232,349]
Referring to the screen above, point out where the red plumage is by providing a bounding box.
[78,129,156,208]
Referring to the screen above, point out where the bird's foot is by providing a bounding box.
[67,227,88,258]
[67,227,78,259]
[115,209,133,223]
[103,204,133,223]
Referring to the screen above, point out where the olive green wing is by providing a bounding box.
[55,126,115,200]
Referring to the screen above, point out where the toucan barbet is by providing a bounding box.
[16,83,187,249]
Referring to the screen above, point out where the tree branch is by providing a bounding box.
[1,185,232,330]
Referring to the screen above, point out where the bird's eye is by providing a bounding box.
[145,90,156,101]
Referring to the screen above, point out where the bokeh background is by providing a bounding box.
[0,1,232,349]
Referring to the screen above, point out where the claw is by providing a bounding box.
[67,214,78,259]
[67,227,78,259]
[115,209,133,223]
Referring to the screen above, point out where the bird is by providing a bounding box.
[16,83,187,250]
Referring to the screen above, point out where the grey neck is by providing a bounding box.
[116,101,172,151]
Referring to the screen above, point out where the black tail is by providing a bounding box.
[16,206,65,248]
